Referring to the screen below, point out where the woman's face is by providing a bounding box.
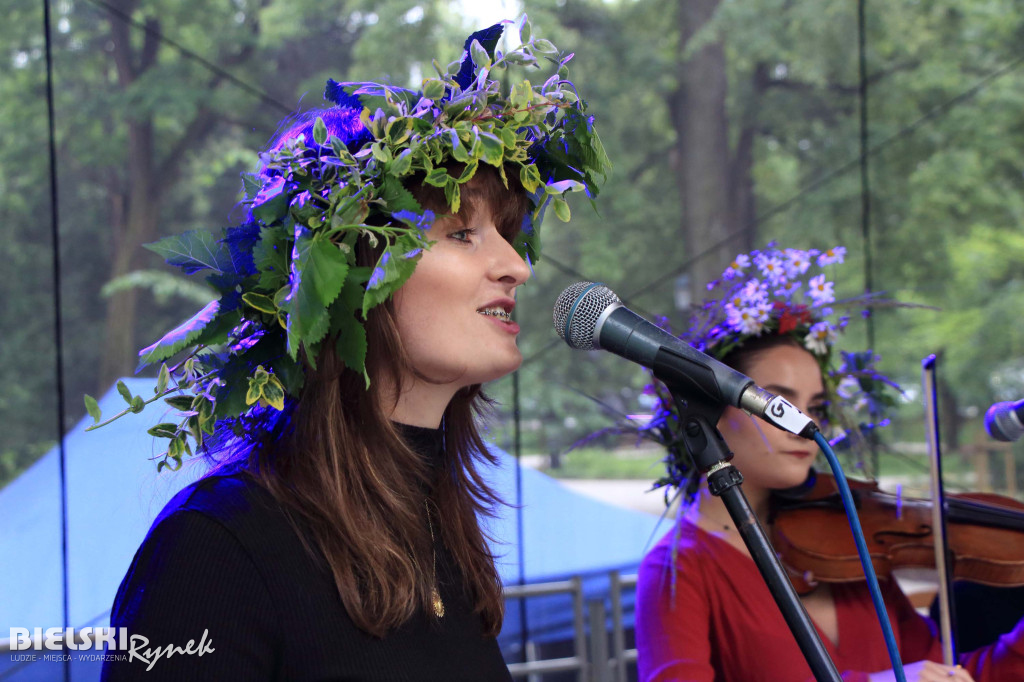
[392,202,531,393]
[717,343,827,492]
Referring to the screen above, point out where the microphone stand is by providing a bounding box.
[667,389,841,682]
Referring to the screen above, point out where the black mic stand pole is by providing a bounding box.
[668,390,841,682]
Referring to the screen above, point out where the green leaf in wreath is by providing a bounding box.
[361,237,421,317]
[424,167,450,188]
[251,190,290,225]
[156,364,170,394]
[84,394,101,423]
[293,229,350,308]
[252,225,289,291]
[444,180,461,214]
[283,228,344,358]
[477,131,505,166]
[144,229,238,276]
[242,292,278,315]
[313,117,328,146]
[116,380,133,405]
[422,78,446,101]
[329,276,369,378]
[165,395,196,412]
[335,320,367,378]
[389,148,413,177]
[245,365,286,410]
[147,423,180,438]
[380,176,423,216]
[519,164,542,194]
[137,300,220,368]
[551,196,571,222]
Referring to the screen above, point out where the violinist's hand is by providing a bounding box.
[869,661,974,682]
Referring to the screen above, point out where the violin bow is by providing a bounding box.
[922,354,958,664]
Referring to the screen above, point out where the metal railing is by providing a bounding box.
[501,570,640,682]
[504,576,589,680]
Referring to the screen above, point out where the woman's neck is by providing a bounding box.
[384,378,458,429]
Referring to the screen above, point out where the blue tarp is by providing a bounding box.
[0,378,662,677]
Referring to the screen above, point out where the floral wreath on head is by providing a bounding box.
[83,17,611,471]
[640,243,909,503]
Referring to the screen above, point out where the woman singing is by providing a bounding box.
[97,19,609,681]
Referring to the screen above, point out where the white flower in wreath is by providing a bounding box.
[804,321,835,355]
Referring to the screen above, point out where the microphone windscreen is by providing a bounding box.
[553,282,619,350]
[985,401,1024,442]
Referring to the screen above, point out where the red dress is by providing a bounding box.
[635,519,1024,681]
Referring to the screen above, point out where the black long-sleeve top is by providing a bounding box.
[101,424,511,681]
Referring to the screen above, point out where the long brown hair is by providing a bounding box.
[246,163,529,637]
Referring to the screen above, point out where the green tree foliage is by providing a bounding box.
[4,0,1023,486]
[0,0,454,487]
[490,0,1024,472]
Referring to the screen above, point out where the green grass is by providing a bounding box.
[543,447,666,480]
[543,444,984,484]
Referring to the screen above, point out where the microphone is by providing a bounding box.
[985,399,1024,442]
[553,281,819,439]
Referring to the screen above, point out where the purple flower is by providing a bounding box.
[392,209,436,231]
[784,248,812,277]
[774,280,800,298]
[368,252,391,288]
[367,267,386,289]
[807,274,835,306]
[722,254,751,280]
[836,376,861,400]
[755,253,786,286]
[817,246,846,266]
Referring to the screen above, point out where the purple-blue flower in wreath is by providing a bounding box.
[817,246,846,266]
[392,209,436,232]
[368,252,390,289]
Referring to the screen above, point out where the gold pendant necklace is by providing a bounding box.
[425,500,445,618]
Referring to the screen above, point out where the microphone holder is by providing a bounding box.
[666,387,841,682]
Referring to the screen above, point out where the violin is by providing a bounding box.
[769,471,1024,596]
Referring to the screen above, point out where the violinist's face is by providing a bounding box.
[717,343,828,493]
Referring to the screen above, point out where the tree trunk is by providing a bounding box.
[97,1,161,391]
[669,0,755,304]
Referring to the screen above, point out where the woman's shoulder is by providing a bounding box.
[155,466,272,524]
[142,467,292,561]
[640,518,723,575]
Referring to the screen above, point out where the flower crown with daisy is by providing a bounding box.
[643,243,909,501]
[82,17,610,471]
[694,245,849,364]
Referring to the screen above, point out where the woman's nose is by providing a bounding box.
[492,235,531,286]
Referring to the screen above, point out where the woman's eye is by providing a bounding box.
[448,228,475,243]
[808,403,829,421]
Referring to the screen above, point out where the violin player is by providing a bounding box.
[633,245,1024,681]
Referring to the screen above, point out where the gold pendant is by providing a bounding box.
[431,586,445,618]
